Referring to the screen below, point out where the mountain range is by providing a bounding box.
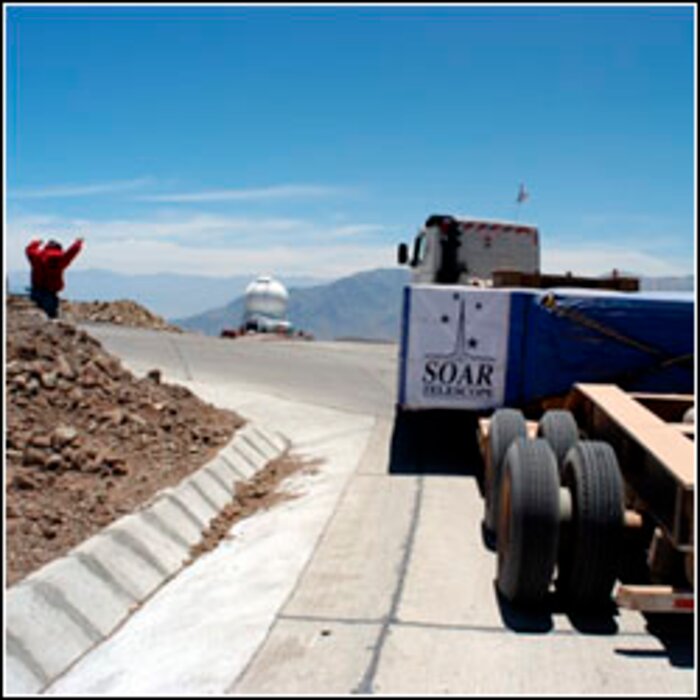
[173,268,411,341]
[5,268,325,319]
[6,267,694,342]
[173,269,695,341]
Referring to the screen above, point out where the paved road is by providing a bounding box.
[57,325,694,694]
[81,324,398,418]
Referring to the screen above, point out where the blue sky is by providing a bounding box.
[5,4,696,279]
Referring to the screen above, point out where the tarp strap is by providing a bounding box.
[541,293,693,370]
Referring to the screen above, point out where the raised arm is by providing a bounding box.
[61,238,84,267]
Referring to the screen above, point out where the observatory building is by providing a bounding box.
[243,275,292,333]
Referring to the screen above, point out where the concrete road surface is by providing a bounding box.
[46,325,695,695]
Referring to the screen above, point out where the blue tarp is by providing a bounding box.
[504,288,695,405]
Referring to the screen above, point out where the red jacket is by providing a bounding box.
[25,239,83,293]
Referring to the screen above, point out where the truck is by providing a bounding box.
[397,214,541,286]
[395,213,694,615]
[396,213,638,290]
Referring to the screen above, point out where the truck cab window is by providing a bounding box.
[412,233,426,266]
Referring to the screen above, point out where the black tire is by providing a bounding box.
[556,441,624,609]
[496,438,561,605]
[483,409,527,538]
[536,410,579,472]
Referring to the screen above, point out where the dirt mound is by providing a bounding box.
[61,298,183,332]
[5,294,244,586]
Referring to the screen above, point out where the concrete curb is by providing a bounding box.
[5,422,289,695]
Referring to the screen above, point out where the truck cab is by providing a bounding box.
[398,214,540,285]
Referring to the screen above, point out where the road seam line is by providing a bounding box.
[277,613,656,638]
[353,475,424,695]
[224,416,379,694]
[168,335,193,380]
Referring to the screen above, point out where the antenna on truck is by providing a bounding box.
[514,182,529,221]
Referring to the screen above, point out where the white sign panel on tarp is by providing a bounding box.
[399,286,512,410]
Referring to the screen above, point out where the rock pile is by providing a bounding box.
[61,298,183,332]
[5,294,244,586]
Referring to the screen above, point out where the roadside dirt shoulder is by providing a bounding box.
[5,295,244,586]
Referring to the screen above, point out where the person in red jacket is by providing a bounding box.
[25,237,84,319]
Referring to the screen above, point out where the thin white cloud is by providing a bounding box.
[5,212,306,245]
[136,184,352,203]
[4,212,393,278]
[327,224,389,238]
[579,213,686,230]
[9,177,155,199]
[76,240,394,278]
[11,211,688,281]
[6,237,392,279]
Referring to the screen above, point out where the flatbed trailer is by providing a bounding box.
[478,383,694,614]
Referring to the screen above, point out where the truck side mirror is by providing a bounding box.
[397,243,409,265]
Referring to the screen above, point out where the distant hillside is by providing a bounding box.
[6,268,325,319]
[175,269,694,342]
[175,268,411,341]
[639,275,694,292]
[8,266,692,341]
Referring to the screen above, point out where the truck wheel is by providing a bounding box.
[556,441,624,609]
[536,410,579,473]
[483,409,527,542]
[496,438,560,605]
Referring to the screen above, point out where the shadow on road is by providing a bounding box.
[639,613,695,669]
[495,585,622,636]
[387,408,694,668]
[495,579,695,665]
[565,602,620,635]
[388,408,484,477]
[613,529,694,668]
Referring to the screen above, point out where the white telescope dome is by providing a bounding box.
[244,275,289,320]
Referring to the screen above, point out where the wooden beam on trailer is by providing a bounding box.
[567,384,695,549]
[492,270,639,291]
[628,392,695,423]
[670,423,695,439]
[615,584,694,613]
[570,384,694,487]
